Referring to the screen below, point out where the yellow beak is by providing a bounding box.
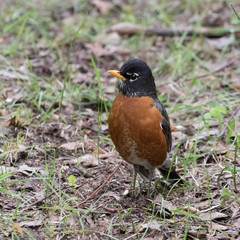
[107,70,125,80]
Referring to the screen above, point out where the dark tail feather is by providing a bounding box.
[158,167,184,184]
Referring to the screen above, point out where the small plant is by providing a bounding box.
[68,175,76,185]
[203,106,227,131]
[221,188,240,206]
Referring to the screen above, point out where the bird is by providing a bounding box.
[107,59,182,195]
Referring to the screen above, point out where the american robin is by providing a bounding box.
[107,59,182,194]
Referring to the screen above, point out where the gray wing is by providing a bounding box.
[153,98,172,152]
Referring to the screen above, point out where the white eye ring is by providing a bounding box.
[128,72,139,82]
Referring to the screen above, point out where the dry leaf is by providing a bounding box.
[13,223,23,236]
[85,42,116,57]
[182,206,199,214]
[101,124,108,131]
[18,165,42,176]
[7,116,23,128]
[194,201,209,211]
[0,70,29,81]
[206,36,234,49]
[142,235,164,240]
[171,131,187,140]
[210,222,228,230]
[60,142,83,151]
[24,179,39,191]
[198,128,220,139]
[19,220,42,227]
[84,135,97,151]
[188,229,207,239]
[86,215,96,229]
[102,191,120,201]
[199,211,228,221]
[233,84,240,89]
[233,217,240,228]
[170,125,178,132]
[90,0,113,14]
[81,154,98,167]
[140,220,162,232]
[109,22,143,35]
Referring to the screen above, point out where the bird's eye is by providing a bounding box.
[125,72,139,81]
[131,73,139,81]
[131,73,137,79]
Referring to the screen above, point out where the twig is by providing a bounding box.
[78,162,122,206]
[196,57,240,79]
[109,23,240,38]
[199,204,221,213]
[231,4,240,21]
[218,106,240,138]
[145,26,240,38]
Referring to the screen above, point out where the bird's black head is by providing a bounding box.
[108,59,157,97]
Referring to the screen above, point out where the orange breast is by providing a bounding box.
[108,93,167,168]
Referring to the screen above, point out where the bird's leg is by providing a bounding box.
[133,165,138,191]
[147,169,154,196]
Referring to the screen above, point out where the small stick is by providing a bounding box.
[231,4,240,21]
[196,57,240,79]
[78,162,122,206]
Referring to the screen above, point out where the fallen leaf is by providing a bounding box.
[13,223,23,236]
[210,222,228,230]
[102,191,120,201]
[98,152,115,159]
[202,10,225,27]
[109,22,143,35]
[19,220,42,227]
[233,84,240,89]
[7,116,23,128]
[86,215,96,229]
[0,166,15,173]
[101,124,108,131]
[81,154,98,167]
[206,36,234,49]
[5,93,23,104]
[188,229,207,239]
[84,135,97,152]
[0,70,29,81]
[85,42,116,57]
[140,219,162,232]
[198,128,220,139]
[233,217,240,228]
[171,131,187,140]
[193,201,209,211]
[18,165,42,176]
[182,206,199,214]
[199,211,228,221]
[60,142,84,151]
[142,235,164,240]
[154,195,176,211]
[170,125,178,132]
[90,0,113,14]
[24,180,38,191]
